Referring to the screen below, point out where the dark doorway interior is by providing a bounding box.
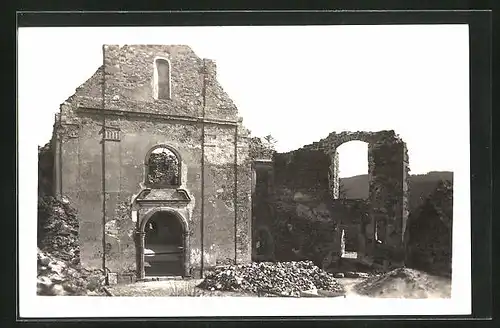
[144,211,184,276]
[255,228,274,259]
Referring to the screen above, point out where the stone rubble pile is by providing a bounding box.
[197,261,345,297]
[37,248,106,296]
[38,196,80,263]
[37,196,106,296]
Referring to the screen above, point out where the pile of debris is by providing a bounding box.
[37,195,106,296]
[37,248,106,296]
[38,196,80,263]
[353,267,451,299]
[197,261,345,297]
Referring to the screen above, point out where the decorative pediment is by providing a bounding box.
[135,188,191,206]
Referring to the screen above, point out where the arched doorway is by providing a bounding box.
[138,209,189,278]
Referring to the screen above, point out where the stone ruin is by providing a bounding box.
[251,130,410,271]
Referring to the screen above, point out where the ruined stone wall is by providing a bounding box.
[38,141,54,197]
[102,45,203,117]
[273,149,331,200]
[332,199,370,252]
[202,122,252,267]
[97,44,239,121]
[53,107,101,269]
[261,149,366,268]
[54,45,252,276]
[405,180,452,276]
[252,130,409,268]
[303,130,409,260]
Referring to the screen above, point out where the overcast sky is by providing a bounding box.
[18,25,469,178]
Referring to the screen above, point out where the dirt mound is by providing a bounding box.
[37,196,106,296]
[353,267,451,298]
[197,261,345,297]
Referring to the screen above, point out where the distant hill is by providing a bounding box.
[340,171,453,212]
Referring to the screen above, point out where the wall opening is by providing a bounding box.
[154,58,171,100]
[144,211,184,276]
[145,146,181,188]
[340,226,359,259]
[336,140,369,260]
[337,140,369,200]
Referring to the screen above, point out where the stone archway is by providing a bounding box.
[136,207,190,279]
[320,130,409,261]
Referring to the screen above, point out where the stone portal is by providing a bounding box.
[143,211,185,277]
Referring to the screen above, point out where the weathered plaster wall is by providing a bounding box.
[235,122,252,264]
[54,45,252,277]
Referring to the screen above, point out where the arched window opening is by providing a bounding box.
[146,146,181,188]
[155,58,171,100]
[337,140,369,200]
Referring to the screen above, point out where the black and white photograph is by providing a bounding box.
[18,20,475,318]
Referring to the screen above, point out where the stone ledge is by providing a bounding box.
[77,106,239,127]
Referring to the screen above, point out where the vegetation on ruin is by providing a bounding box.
[146,150,180,186]
[248,134,277,160]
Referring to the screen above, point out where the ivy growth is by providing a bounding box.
[146,149,180,186]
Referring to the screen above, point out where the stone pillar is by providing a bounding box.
[370,139,407,266]
[327,149,340,199]
[366,143,376,257]
[401,142,410,243]
[136,231,146,280]
[183,230,190,277]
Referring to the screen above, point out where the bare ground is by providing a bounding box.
[105,268,451,298]
[352,268,451,298]
[106,278,356,297]
[105,279,257,297]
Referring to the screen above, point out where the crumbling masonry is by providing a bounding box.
[47,45,252,281]
[42,44,410,282]
[251,131,410,270]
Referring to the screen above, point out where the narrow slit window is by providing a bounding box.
[155,58,171,100]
